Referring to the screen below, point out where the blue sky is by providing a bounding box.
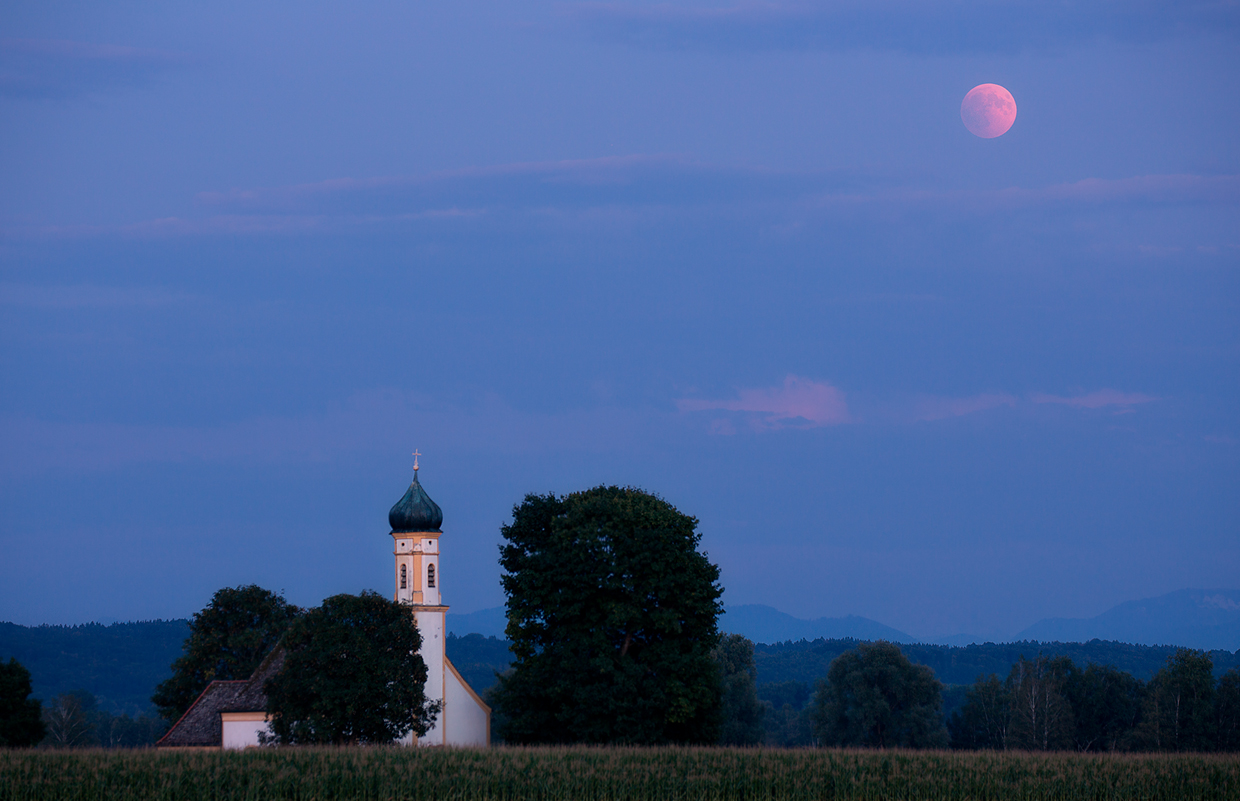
[1,0,1237,640]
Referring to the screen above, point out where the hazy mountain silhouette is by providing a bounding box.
[447,606,508,638]
[720,604,917,644]
[449,604,917,645]
[450,589,1240,650]
[1016,588,1240,651]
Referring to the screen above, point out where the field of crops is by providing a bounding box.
[2,746,1238,801]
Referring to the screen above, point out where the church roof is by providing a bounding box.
[156,644,286,747]
[389,470,443,533]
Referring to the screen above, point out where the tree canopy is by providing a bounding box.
[1007,655,1076,751]
[947,648,1240,752]
[492,486,723,744]
[0,658,45,747]
[1217,669,1240,752]
[152,585,300,722]
[813,641,947,749]
[714,634,765,746]
[41,690,97,748]
[947,673,1012,750]
[1140,648,1217,751]
[263,591,437,744]
[1064,663,1143,752]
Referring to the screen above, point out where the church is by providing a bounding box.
[158,463,492,748]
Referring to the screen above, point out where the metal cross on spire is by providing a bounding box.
[412,449,421,471]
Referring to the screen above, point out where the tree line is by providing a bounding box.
[756,642,1240,752]
[3,483,1237,750]
[753,636,1240,687]
[0,619,189,715]
[0,662,168,749]
[949,649,1240,752]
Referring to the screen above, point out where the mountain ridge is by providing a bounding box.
[448,588,1240,651]
[1015,588,1240,651]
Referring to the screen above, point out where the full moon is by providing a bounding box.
[961,83,1017,138]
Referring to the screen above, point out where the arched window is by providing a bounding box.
[427,563,436,588]
[400,564,407,589]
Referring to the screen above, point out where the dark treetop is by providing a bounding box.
[151,585,300,722]
[0,658,45,747]
[263,591,437,744]
[813,640,948,749]
[493,486,724,745]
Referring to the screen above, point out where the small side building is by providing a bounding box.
[156,646,284,749]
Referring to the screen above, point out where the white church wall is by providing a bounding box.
[443,658,491,746]
[220,713,270,749]
[414,607,447,745]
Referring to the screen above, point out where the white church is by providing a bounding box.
[158,462,492,748]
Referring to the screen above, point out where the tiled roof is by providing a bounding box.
[157,645,285,747]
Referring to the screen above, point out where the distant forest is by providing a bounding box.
[753,638,1240,687]
[0,620,189,716]
[5,619,1239,722]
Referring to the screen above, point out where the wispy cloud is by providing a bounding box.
[0,283,195,309]
[0,209,481,241]
[0,390,666,477]
[909,389,1158,421]
[193,155,839,217]
[0,381,1167,476]
[677,375,852,431]
[811,174,1240,215]
[1031,390,1159,409]
[5,157,1236,242]
[912,393,1018,422]
[191,168,1240,229]
[570,0,1238,55]
[0,38,194,98]
[196,155,692,207]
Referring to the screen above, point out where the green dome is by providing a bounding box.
[388,471,443,533]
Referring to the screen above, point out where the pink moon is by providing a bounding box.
[961,83,1017,138]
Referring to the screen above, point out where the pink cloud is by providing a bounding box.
[1030,390,1158,409]
[676,375,851,431]
[912,393,1017,422]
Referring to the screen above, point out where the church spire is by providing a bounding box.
[388,453,443,533]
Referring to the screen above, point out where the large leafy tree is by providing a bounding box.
[493,486,724,744]
[263,591,437,744]
[153,585,300,722]
[813,641,947,749]
[0,658,45,747]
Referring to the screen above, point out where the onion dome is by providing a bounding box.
[389,469,443,533]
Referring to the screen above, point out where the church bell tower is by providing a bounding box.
[389,452,448,744]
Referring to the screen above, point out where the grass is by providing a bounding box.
[2,746,1238,801]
